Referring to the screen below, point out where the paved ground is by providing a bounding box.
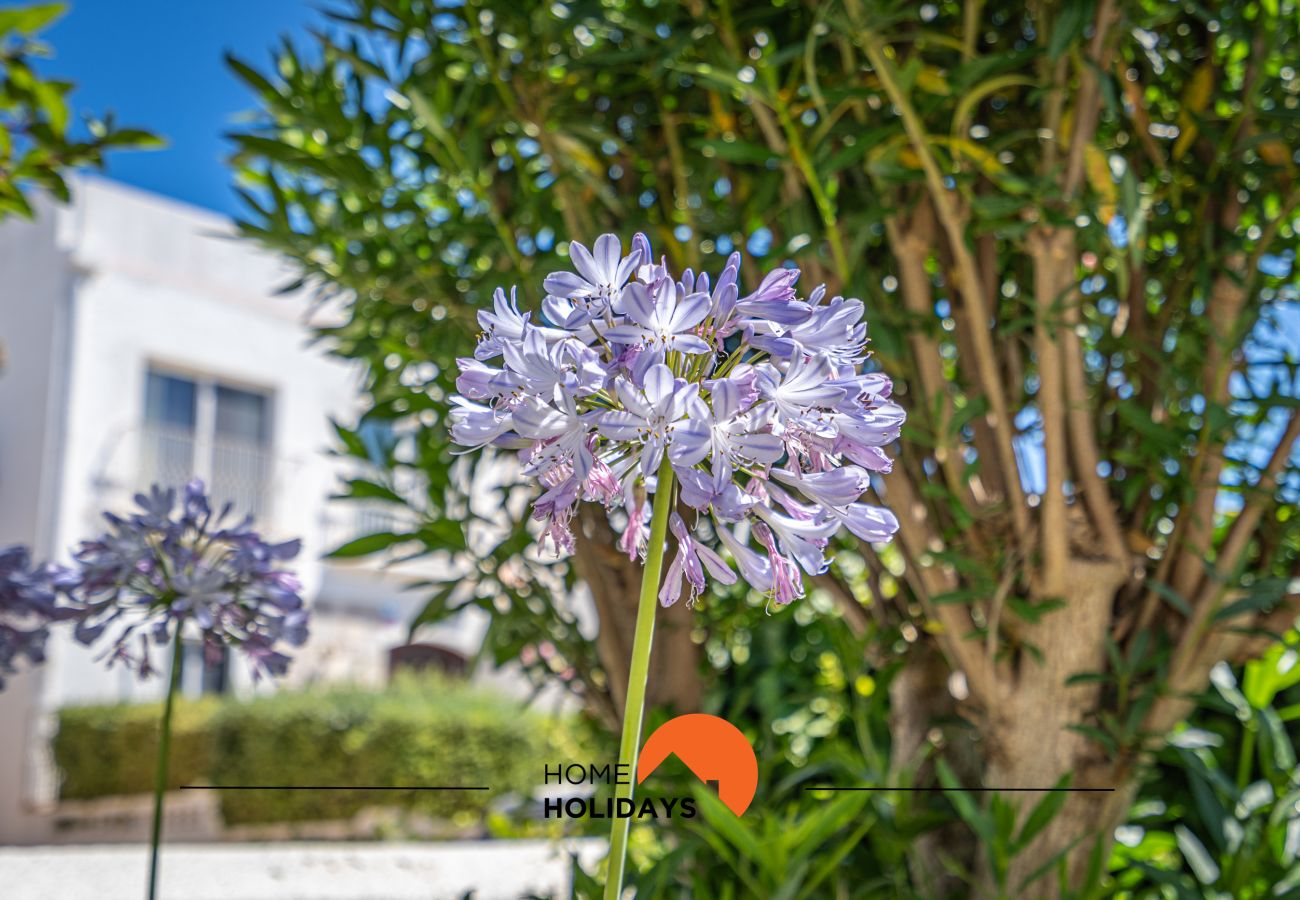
[0,839,604,899]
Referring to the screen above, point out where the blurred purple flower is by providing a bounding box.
[0,546,69,688]
[61,480,309,681]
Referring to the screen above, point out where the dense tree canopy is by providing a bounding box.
[228,0,1300,893]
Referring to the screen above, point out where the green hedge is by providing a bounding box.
[53,677,557,826]
[53,697,219,800]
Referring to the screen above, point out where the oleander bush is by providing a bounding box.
[620,604,1300,898]
[53,676,563,827]
[228,0,1300,889]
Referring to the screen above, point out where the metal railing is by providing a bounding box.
[137,425,272,519]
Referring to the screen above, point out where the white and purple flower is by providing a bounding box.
[450,232,903,607]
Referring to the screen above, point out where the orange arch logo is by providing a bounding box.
[637,714,758,816]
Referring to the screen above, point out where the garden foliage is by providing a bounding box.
[53,677,556,827]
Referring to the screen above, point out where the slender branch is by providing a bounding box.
[1148,600,1300,742]
[1161,418,1299,727]
[984,557,1019,662]
[1170,271,1246,601]
[813,570,872,637]
[885,204,974,513]
[883,467,999,705]
[1044,0,1127,563]
[1061,368,1127,560]
[1167,188,1300,601]
[939,208,1010,508]
[1040,53,1070,177]
[1061,0,1120,200]
[961,0,984,61]
[411,15,529,273]
[856,27,1030,545]
[704,2,805,213]
[1029,228,1071,593]
[1198,409,1300,605]
[773,98,850,283]
[465,1,604,244]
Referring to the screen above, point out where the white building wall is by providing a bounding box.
[40,179,372,709]
[0,181,74,844]
[0,192,71,564]
[0,178,495,820]
[0,178,515,843]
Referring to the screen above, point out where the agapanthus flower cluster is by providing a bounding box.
[0,481,310,686]
[61,480,310,679]
[0,545,74,688]
[451,233,905,608]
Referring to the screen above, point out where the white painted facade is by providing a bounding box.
[0,178,483,841]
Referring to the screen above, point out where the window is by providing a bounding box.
[141,368,273,518]
[179,641,229,698]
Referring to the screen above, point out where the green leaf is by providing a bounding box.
[0,2,65,36]
[335,478,407,506]
[1174,825,1221,885]
[936,759,996,845]
[420,517,466,552]
[406,581,459,639]
[225,52,281,103]
[691,786,765,865]
[951,74,1036,132]
[695,137,777,166]
[1213,579,1289,623]
[103,128,165,149]
[1015,832,1087,894]
[1014,774,1071,851]
[1048,1,1094,61]
[1243,644,1300,708]
[32,81,68,134]
[1145,579,1191,616]
[326,530,414,558]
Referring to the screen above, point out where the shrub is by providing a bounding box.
[53,676,559,827]
[54,697,219,800]
[210,677,546,825]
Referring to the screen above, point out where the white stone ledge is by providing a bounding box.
[0,838,604,900]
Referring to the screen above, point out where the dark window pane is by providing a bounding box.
[141,371,196,488]
[144,371,197,430]
[215,386,269,445]
[201,645,229,695]
[212,386,271,518]
[180,642,228,697]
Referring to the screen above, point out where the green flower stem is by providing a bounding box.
[603,456,676,900]
[147,634,184,900]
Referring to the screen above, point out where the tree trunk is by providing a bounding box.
[890,645,977,898]
[573,504,702,718]
[975,556,1128,896]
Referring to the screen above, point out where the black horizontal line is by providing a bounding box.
[180,785,490,792]
[804,786,1115,793]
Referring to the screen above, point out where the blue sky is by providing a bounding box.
[18,0,319,217]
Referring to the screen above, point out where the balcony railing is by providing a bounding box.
[138,425,272,520]
[210,436,272,519]
[138,425,195,494]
